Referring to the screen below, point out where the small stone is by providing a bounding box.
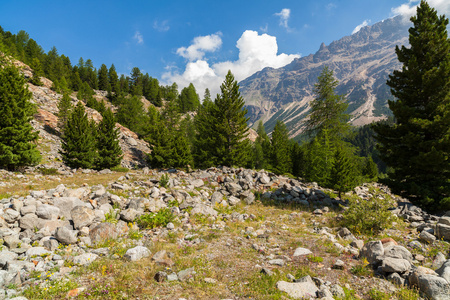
[261,268,273,276]
[333,259,345,270]
[269,259,285,266]
[154,271,167,282]
[124,246,151,261]
[293,247,312,257]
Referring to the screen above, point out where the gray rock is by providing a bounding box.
[89,223,119,244]
[54,226,78,244]
[178,267,195,282]
[190,179,204,188]
[154,271,167,282]
[360,241,384,265]
[436,223,450,241]
[3,235,21,249]
[25,247,52,258]
[259,174,270,184]
[36,204,60,220]
[227,196,240,206]
[226,182,242,195]
[436,260,450,283]
[330,284,345,298]
[240,190,255,205]
[71,206,95,229]
[20,205,36,215]
[277,276,318,299]
[43,238,59,251]
[417,274,450,300]
[268,259,285,266]
[433,252,447,270]
[381,257,411,273]
[384,245,413,263]
[387,272,406,285]
[260,268,273,276]
[293,247,312,257]
[190,204,218,217]
[350,240,364,250]
[167,273,178,281]
[210,192,223,206]
[419,231,436,243]
[124,246,151,261]
[53,197,85,220]
[333,259,345,270]
[120,208,140,222]
[409,266,439,288]
[3,209,20,223]
[73,253,98,265]
[19,214,44,231]
[0,251,18,268]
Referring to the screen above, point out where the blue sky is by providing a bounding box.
[1,0,449,95]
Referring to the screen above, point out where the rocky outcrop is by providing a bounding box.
[240,16,410,136]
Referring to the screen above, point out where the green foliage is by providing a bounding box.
[253,120,270,169]
[159,173,170,188]
[194,71,252,168]
[373,1,450,211]
[115,95,148,136]
[128,228,143,240]
[341,191,395,235]
[110,166,129,172]
[303,66,350,140]
[363,156,378,182]
[178,83,200,112]
[96,108,122,169]
[136,208,175,229]
[57,93,73,134]
[306,254,324,263]
[21,279,78,299]
[330,146,360,198]
[269,120,292,174]
[0,63,41,170]
[104,209,119,224]
[38,167,58,175]
[60,102,97,169]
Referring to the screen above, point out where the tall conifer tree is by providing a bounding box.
[60,102,97,169]
[0,63,41,170]
[374,1,450,210]
[96,108,122,169]
[57,93,73,134]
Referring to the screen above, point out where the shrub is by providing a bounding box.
[136,208,174,229]
[159,173,170,188]
[38,167,59,175]
[104,209,119,224]
[341,190,395,235]
[110,166,129,172]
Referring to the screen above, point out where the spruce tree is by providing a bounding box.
[0,63,41,170]
[97,64,110,91]
[193,98,217,168]
[60,102,97,169]
[57,93,73,134]
[178,83,200,113]
[96,108,122,169]
[363,156,378,182]
[374,1,450,210]
[330,146,359,198]
[269,120,292,174]
[254,120,270,170]
[304,66,350,141]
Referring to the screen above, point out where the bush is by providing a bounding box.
[341,189,395,235]
[38,167,59,175]
[159,173,170,188]
[136,208,174,229]
[110,166,129,172]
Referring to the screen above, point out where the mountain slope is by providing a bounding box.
[240,16,409,137]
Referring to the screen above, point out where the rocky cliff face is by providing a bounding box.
[240,16,410,137]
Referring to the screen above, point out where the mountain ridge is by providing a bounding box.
[239,16,410,137]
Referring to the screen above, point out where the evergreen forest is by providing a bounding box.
[0,0,448,212]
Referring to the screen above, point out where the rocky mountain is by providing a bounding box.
[240,16,410,137]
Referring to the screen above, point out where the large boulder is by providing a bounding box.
[417,274,450,300]
[381,257,411,273]
[384,245,413,263]
[54,226,78,244]
[71,206,96,229]
[360,241,384,265]
[124,246,151,261]
[436,260,450,283]
[89,223,119,244]
[36,204,61,220]
[276,276,318,299]
[53,197,86,220]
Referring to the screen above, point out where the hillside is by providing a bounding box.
[0,166,448,299]
[239,16,410,136]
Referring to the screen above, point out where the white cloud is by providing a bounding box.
[153,20,170,32]
[275,8,291,29]
[163,30,300,97]
[326,3,337,11]
[133,31,144,45]
[392,0,450,19]
[176,33,222,61]
[260,23,269,33]
[352,20,371,34]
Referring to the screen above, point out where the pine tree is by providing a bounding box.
[254,120,270,169]
[269,120,292,174]
[363,156,378,182]
[0,63,41,170]
[304,129,335,186]
[194,71,251,168]
[57,93,73,134]
[373,1,450,210]
[304,66,350,141]
[60,102,97,169]
[97,64,110,91]
[96,108,122,169]
[116,95,147,136]
[178,83,200,112]
[330,146,359,198]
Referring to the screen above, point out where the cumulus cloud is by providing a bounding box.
[163,30,300,96]
[176,33,222,61]
[153,20,170,32]
[133,31,144,45]
[352,20,370,34]
[275,8,291,28]
[392,0,450,19]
